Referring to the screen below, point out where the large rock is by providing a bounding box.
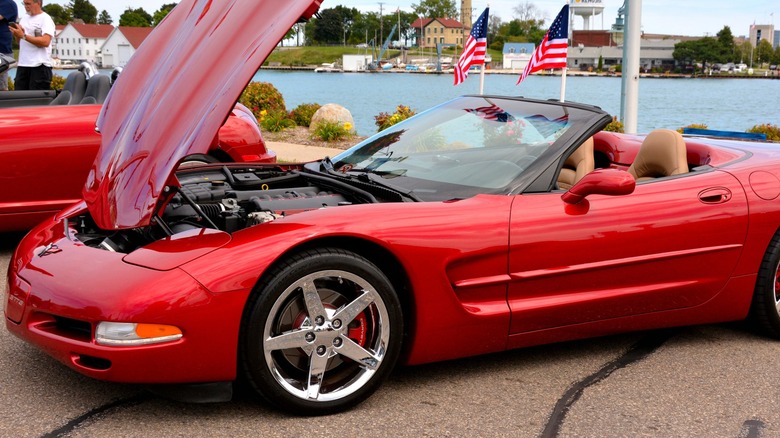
[309,103,354,131]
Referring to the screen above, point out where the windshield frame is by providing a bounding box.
[330,96,611,200]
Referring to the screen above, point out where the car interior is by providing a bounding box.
[0,69,113,108]
[557,128,747,190]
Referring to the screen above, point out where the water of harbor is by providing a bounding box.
[251,70,780,137]
[33,68,779,137]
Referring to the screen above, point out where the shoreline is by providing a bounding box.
[260,65,780,80]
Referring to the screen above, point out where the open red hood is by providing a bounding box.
[83,0,321,230]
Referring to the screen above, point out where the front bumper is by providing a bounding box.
[5,211,249,384]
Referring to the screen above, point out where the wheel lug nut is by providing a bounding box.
[333,337,343,347]
[316,345,327,356]
[314,315,325,325]
[305,332,315,342]
[332,319,342,329]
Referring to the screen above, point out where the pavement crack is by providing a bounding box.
[40,393,152,438]
[540,330,674,438]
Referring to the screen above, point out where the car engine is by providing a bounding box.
[71,164,391,254]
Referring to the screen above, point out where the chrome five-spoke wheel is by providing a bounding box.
[241,248,403,414]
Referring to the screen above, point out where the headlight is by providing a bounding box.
[96,322,183,346]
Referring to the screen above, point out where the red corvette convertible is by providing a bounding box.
[0,75,275,232]
[6,0,780,415]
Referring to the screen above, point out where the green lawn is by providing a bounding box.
[265,46,503,66]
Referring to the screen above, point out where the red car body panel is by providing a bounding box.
[0,104,274,232]
[0,105,101,231]
[9,132,780,373]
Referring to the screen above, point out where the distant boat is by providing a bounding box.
[314,62,342,73]
[53,58,78,69]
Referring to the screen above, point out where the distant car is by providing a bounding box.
[0,69,275,231]
[355,43,368,48]
[9,0,780,418]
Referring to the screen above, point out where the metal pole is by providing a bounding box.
[621,0,641,134]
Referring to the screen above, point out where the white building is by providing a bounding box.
[100,26,154,68]
[54,23,114,65]
[342,54,373,72]
[502,43,534,70]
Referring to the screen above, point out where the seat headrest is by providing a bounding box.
[79,74,112,105]
[628,129,688,181]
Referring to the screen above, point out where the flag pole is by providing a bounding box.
[560,0,570,102]
[479,65,485,94]
[480,3,489,95]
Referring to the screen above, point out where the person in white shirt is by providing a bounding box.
[8,0,55,90]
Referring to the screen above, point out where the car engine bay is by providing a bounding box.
[70,163,410,253]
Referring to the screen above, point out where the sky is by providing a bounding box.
[32,0,778,38]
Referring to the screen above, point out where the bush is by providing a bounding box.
[312,120,354,141]
[676,123,708,134]
[289,103,321,127]
[747,123,780,141]
[7,76,13,91]
[260,110,295,133]
[239,82,286,120]
[374,104,415,132]
[50,75,65,90]
[603,116,624,133]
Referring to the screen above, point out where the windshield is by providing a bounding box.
[332,96,591,201]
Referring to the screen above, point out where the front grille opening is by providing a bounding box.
[76,354,111,370]
[52,316,92,342]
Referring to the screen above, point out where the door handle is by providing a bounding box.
[698,187,732,204]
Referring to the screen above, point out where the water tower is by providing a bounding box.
[570,0,605,31]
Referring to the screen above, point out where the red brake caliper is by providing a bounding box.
[294,304,370,347]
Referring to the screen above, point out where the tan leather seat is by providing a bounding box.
[557,137,594,190]
[627,129,688,181]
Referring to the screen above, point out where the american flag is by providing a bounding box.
[516,4,569,85]
[527,113,570,138]
[454,8,489,86]
[465,104,514,122]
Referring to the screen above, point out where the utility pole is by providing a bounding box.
[620,0,642,134]
[378,2,385,46]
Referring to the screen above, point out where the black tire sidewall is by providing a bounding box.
[240,248,403,415]
[751,233,780,337]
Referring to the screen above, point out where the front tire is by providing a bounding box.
[750,232,780,337]
[240,248,403,415]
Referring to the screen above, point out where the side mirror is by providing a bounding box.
[562,168,635,204]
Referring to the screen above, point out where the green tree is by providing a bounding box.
[487,15,503,43]
[119,8,153,27]
[412,0,457,19]
[349,12,380,47]
[673,37,720,72]
[43,3,71,25]
[69,0,97,24]
[397,10,419,46]
[97,10,112,25]
[152,3,177,26]
[715,26,736,63]
[756,39,773,65]
[497,17,545,45]
[736,41,752,64]
[312,8,345,44]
